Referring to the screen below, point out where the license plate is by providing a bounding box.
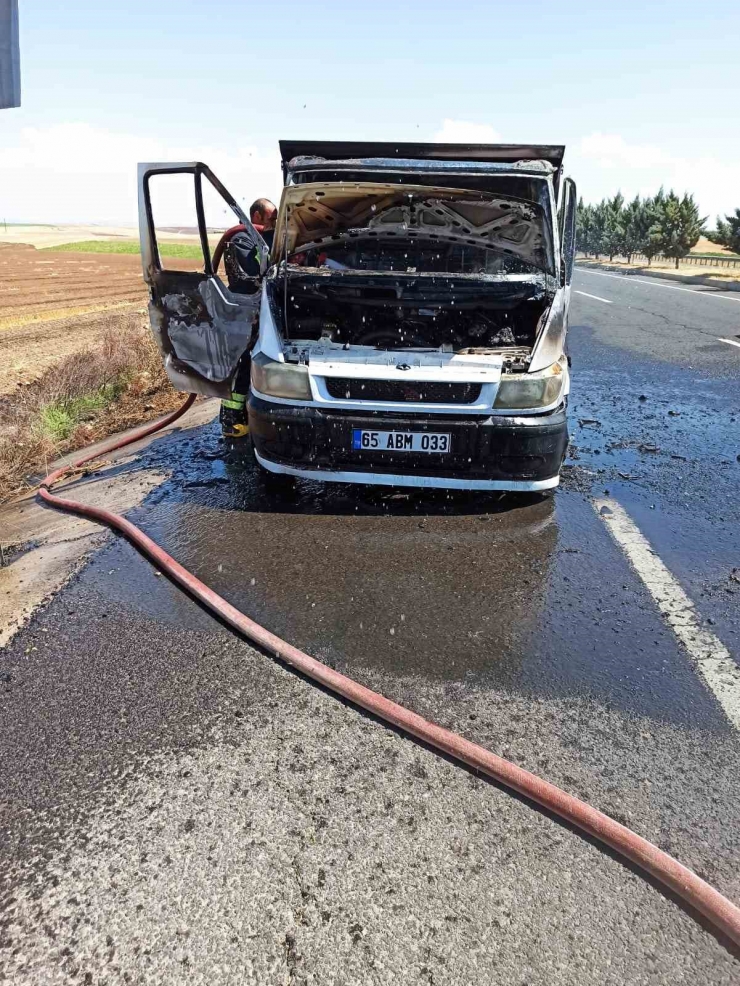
[352,430,451,453]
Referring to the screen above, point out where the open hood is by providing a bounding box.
[273,181,555,274]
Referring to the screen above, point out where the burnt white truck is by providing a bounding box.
[138,141,576,491]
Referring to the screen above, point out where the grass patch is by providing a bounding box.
[0,320,182,502]
[35,383,126,441]
[46,239,205,259]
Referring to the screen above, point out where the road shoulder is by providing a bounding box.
[576,259,740,292]
[0,399,218,648]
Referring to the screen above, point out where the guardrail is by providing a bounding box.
[637,254,740,269]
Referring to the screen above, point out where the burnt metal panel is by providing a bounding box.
[280,141,565,181]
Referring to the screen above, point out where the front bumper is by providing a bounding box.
[248,396,568,491]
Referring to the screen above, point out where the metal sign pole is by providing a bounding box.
[0,0,20,109]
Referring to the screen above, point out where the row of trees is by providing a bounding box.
[576,190,707,268]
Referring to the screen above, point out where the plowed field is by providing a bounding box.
[0,244,197,395]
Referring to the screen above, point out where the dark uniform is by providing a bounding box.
[220,228,274,439]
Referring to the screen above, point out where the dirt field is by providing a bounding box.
[0,244,198,395]
[0,223,201,250]
[692,235,737,256]
[0,243,204,501]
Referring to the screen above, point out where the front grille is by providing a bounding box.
[324,378,482,404]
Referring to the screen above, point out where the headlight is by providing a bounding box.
[494,360,564,410]
[251,354,312,400]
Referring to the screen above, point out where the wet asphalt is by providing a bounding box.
[1,267,740,984]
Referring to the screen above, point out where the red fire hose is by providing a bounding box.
[211,221,267,274]
[211,224,246,274]
[39,395,740,948]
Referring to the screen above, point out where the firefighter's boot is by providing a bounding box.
[219,393,249,440]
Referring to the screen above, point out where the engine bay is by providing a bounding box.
[270,268,554,360]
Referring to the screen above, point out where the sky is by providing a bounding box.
[1,0,739,226]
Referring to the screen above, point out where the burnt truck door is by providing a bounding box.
[137,162,268,398]
[529,175,577,373]
[559,177,577,287]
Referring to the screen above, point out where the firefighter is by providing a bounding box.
[220,198,277,440]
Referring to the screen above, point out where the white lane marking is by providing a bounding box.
[577,267,740,302]
[718,337,740,349]
[594,499,740,730]
[574,290,613,304]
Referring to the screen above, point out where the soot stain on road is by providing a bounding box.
[567,324,740,493]
[71,410,724,731]
[114,430,562,688]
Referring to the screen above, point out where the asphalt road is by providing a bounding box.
[1,267,739,984]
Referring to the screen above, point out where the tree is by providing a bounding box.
[641,188,666,266]
[589,199,609,259]
[649,190,706,268]
[601,192,625,261]
[575,198,594,256]
[707,209,740,255]
[621,195,650,264]
[576,199,604,258]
